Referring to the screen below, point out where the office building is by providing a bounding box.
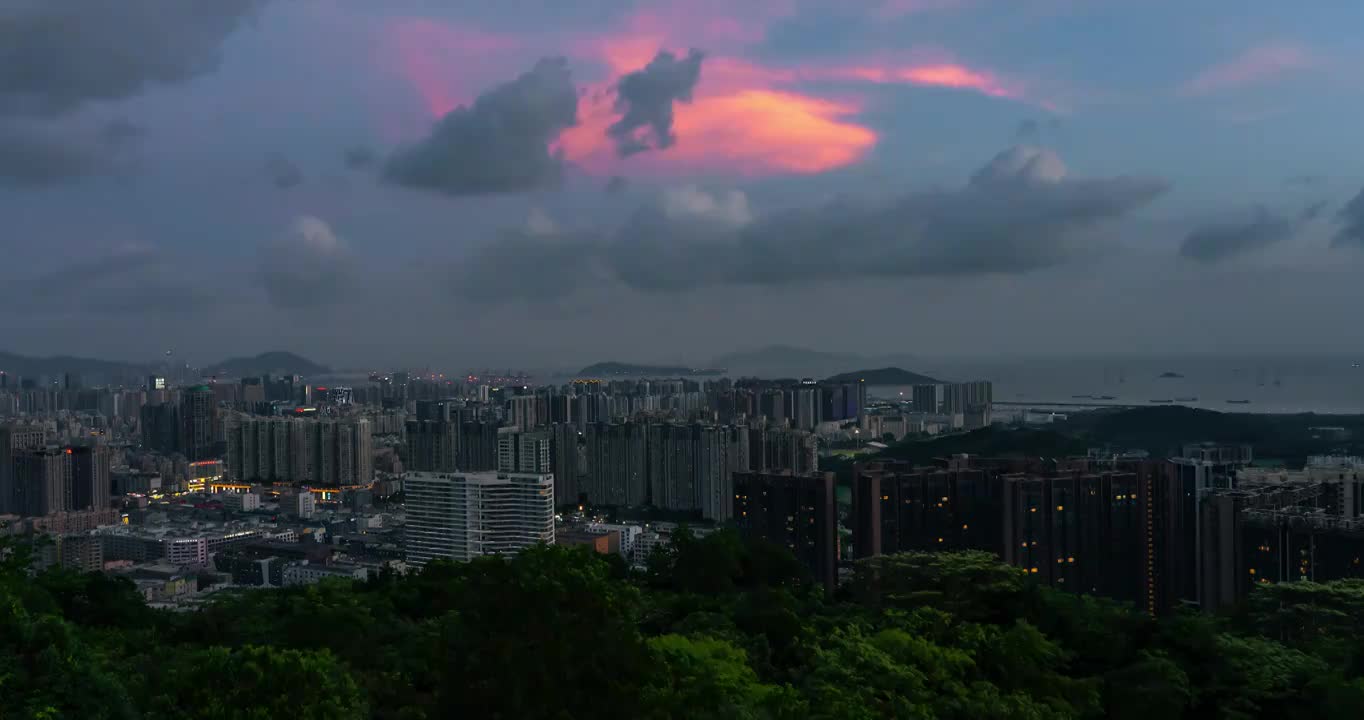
[404,471,554,566]
[734,471,837,592]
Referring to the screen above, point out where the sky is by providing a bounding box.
[3,0,1364,370]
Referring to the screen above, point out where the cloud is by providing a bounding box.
[605,175,628,193]
[7,245,224,316]
[453,227,607,302]
[0,0,266,117]
[0,120,143,187]
[344,146,377,170]
[258,216,356,308]
[1180,207,1297,264]
[1181,43,1314,97]
[384,58,578,196]
[1015,119,1041,143]
[1286,174,1325,188]
[608,49,705,156]
[1333,188,1364,249]
[456,145,1167,299]
[264,153,303,188]
[525,208,558,235]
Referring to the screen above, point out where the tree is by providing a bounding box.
[642,634,804,719]
[143,645,366,720]
[850,551,1030,623]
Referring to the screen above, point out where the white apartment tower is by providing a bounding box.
[405,471,554,566]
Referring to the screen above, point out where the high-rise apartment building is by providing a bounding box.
[734,471,837,593]
[181,385,218,461]
[457,422,499,472]
[586,421,648,507]
[12,448,73,517]
[69,445,111,511]
[404,471,554,566]
[550,423,581,506]
[224,415,373,486]
[497,430,550,474]
[1,423,46,514]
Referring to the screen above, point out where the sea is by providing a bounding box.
[868,356,1364,416]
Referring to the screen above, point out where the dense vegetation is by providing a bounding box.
[4,532,1364,719]
[1058,406,1364,464]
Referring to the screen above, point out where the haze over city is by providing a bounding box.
[3,0,1364,368]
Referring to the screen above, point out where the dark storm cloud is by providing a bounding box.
[0,119,143,186]
[454,229,607,302]
[343,146,377,171]
[257,216,356,309]
[264,153,303,188]
[0,0,266,117]
[1286,174,1326,188]
[608,49,704,156]
[1333,187,1364,248]
[606,175,628,193]
[1180,207,1295,263]
[383,58,578,196]
[456,146,1168,300]
[1181,201,1328,263]
[6,246,225,316]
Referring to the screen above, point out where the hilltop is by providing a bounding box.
[825,367,940,385]
[711,345,920,379]
[577,362,724,377]
[0,351,148,382]
[203,351,330,378]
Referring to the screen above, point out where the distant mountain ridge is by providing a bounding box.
[0,351,149,381]
[825,367,941,385]
[203,351,330,378]
[711,345,922,379]
[578,361,725,377]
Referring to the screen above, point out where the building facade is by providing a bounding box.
[404,471,554,566]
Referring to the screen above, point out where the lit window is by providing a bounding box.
[1056,505,1064,511]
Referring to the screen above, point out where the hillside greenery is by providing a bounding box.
[3,532,1363,719]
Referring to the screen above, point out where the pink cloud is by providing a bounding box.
[1181,43,1316,97]
[829,62,1021,99]
[383,18,524,118]
[876,0,972,18]
[382,3,1044,178]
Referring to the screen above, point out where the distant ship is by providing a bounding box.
[1227,399,1252,405]
[1175,397,1198,402]
[1096,395,1117,400]
[1150,399,1174,404]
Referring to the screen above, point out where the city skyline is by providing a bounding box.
[4,1,1364,365]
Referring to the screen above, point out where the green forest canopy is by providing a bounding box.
[3,532,1364,719]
